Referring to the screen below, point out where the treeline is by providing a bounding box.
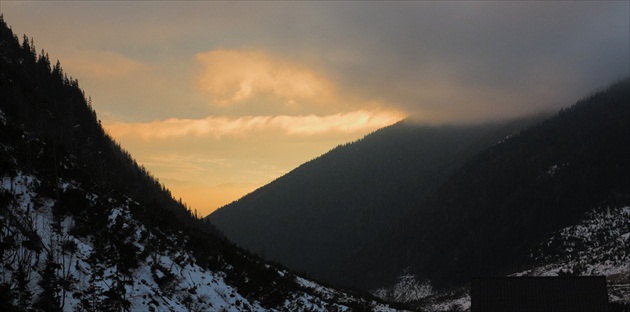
[337,78,630,289]
[209,111,544,282]
[0,15,212,232]
[0,14,315,310]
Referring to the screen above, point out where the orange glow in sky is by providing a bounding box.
[3,2,627,215]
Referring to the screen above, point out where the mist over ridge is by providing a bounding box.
[209,78,629,305]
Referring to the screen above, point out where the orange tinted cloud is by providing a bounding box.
[195,50,335,108]
[106,109,405,141]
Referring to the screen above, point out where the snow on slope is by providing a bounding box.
[1,173,259,311]
[372,272,433,303]
[409,205,629,312]
[0,171,396,311]
[517,205,629,278]
[515,205,630,305]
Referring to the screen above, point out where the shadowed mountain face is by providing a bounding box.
[210,78,629,292]
[335,79,629,290]
[208,115,543,282]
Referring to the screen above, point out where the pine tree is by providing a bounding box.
[59,239,78,310]
[77,240,105,312]
[13,262,33,308]
[34,251,62,312]
[0,283,20,312]
[101,215,139,312]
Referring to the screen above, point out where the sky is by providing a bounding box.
[2,1,628,216]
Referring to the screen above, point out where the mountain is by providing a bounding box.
[336,78,629,291]
[208,71,629,309]
[0,16,396,311]
[208,115,542,281]
[410,204,629,312]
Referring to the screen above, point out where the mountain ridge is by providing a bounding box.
[208,115,545,281]
[208,77,629,298]
[0,15,396,311]
[335,78,629,290]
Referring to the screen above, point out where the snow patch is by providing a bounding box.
[546,162,568,177]
[1,171,399,311]
[0,109,6,125]
[373,273,433,303]
[515,205,630,305]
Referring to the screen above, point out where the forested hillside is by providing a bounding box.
[337,78,629,290]
[0,16,395,311]
[0,15,201,228]
[208,116,542,280]
[209,72,629,308]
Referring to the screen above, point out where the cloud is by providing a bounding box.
[61,50,150,79]
[141,154,229,174]
[6,1,628,124]
[8,1,627,215]
[195,50,335,108]
[240,1,628,122]
[105,110,404,141]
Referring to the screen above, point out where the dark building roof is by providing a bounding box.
[471,276,609,312]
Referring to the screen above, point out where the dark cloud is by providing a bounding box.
[218,1,628,121]
[289,1,629,120]
[5,1,628,122]
[4,1,627,213]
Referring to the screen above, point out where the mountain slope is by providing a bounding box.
[0,168,393,311]
[337,78,629,290]
[208,116,541,281]
[0,16,395,311]
[404,203,629,312]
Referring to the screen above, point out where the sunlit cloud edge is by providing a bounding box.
[105,109,406,141]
